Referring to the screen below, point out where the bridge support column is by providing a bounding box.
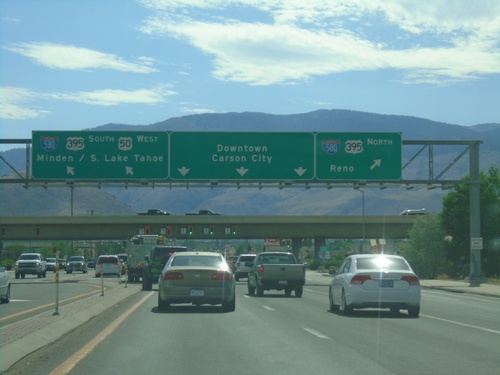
[290,237,302,259]
[313,236,326,259]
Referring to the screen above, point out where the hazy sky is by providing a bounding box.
[1,0,499,150]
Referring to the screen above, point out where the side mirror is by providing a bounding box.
[328,269,337,275]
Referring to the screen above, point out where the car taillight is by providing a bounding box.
[212,272,232,281]
[350,275,372,285]
[163,272,184,280]
[401,276,420,286]
[258,265,264,272]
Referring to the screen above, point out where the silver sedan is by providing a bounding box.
[158,251,236,312]
[329,254,421,317]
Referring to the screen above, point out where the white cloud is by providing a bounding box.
[49,85,176,106]
[138,0,500,85]
[0,87,51,120]
[5,42,159,73]
[0,85,176,120]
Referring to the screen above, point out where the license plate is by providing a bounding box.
[190,289,204,297]
[380,280,393,288]
[278,280,288,285]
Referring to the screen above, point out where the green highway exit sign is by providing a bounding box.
[170,132,315,180]
[32,131,168,179]
[315,132,402,180]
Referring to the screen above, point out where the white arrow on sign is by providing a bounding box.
[67,166,75,175]
[178,166,190,176]
[294,167,307,176]
[236,167,249,176]
[126,166,134,175]
[370,159,381,170]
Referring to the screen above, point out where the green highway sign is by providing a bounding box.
[169,132,315,180]
[31,131,402,181]
[32,131,168,179]
[315,132,402,180]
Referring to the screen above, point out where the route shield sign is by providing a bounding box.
[315,132,402,180]
[32,131,168,179]
[169,132,314,180]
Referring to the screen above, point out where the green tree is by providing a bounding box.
[403,215,447,279]
[440,165,500,278]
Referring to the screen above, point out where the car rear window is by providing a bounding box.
[239,255,256,262]
[98,256,119,264]
[152,247,188,261]
[172,255,224,268]
[355,257,410,271]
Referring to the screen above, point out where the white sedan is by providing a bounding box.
[329,254,421,317]
[0,265,11,303]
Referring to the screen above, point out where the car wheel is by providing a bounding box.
[0,285,10,303]
[284,288,292,296]
[256,286,264,297]
[43,271,47,277]
[340,290,352,315]
[295,286,303,297]
[247,280,255,295]
[408,306,420,317]
[158,294,170,311]
[143,276,153,291]
[38,273,42,278]
[15,273,19,279]
[21,274,25,279]
[222,296,236,312]
[329,287,339,312]
[390,307,400,314]
[235,275,240,282]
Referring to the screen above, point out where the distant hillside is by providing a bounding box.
[1,109,498,217]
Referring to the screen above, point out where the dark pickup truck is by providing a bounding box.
[247,252,306,297]
[138,209,170,215]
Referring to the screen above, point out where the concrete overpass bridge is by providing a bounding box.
[0,215,417,248]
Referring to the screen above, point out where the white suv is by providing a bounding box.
[234,254,256,281]
[95,255,122,278]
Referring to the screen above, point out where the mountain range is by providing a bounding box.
[1,109,499,217]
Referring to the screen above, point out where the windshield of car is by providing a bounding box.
[355,257,410,271]
[68,256,84,261]
[46,258,56,262]
[98,256,119,264]
[18,254,41,260]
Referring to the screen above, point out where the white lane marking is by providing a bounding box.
[9,299,31,302]
[421,314,500,335]
[303,328,330,339]
[263,305,275,311]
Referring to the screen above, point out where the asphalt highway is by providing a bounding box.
[1,272,499,374]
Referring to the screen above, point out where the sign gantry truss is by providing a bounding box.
[0,137,483,189]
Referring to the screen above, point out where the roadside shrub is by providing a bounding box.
[307,259,323,270]
[1,259,14,270]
